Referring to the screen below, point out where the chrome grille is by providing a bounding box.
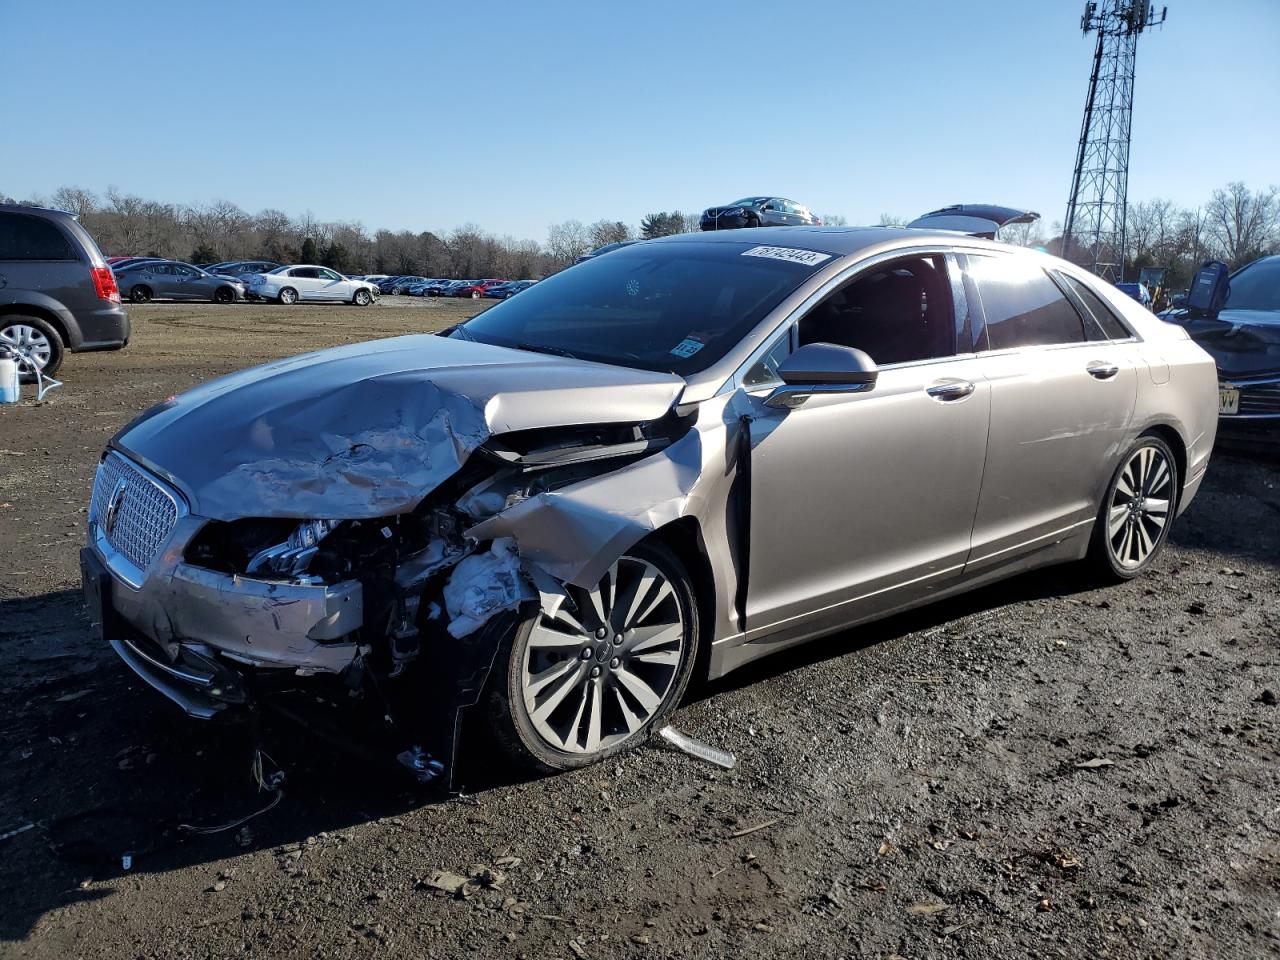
[90,453,180,577]
[1239,381,1280,416]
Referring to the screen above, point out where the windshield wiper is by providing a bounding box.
[510,342,580,360]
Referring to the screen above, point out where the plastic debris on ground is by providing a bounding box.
[658,725,736,770]
[396,745,444,783]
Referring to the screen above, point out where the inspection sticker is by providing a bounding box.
[670,338,706,358]
[741,245,832,267]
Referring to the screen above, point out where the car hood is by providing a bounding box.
[1162,308,1280,379]
[114,334,686,521]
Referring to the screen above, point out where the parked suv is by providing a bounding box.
[0,204,129,379]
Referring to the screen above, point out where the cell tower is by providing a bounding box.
[1062,1,1167,282]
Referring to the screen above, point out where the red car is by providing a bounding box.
[453,279,506,299]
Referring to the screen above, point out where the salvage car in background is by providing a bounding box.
[83,226,1216,779]
[0,203,129,379]
[1161,254,1280,446]
[242,265,377,304]
[115,260,245,303]
[906,204,1041,240]
[700,197,821,230]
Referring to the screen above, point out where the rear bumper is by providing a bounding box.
[71,303,130,352]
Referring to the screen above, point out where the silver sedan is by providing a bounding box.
[83,227,1217,780]
[115,260,244,304]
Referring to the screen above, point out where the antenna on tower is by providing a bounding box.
[1062,2,1167,282]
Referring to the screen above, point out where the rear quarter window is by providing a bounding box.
[0,212,77,261]
[1059,273,1133,340]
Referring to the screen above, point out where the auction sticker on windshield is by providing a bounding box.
[741,245,832,267]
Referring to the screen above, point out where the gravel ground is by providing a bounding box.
[1,300,1277,959]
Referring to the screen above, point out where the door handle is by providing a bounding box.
[926,379,976,401]
[1086,361,1120,380]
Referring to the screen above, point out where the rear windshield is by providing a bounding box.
[455,240,832,375]
[0,212,77,261]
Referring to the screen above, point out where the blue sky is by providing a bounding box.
[1,0,1276,241]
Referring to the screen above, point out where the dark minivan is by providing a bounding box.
[0,204,130,379]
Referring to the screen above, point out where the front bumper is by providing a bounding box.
[700,211,749,230]
[84,506,365,717]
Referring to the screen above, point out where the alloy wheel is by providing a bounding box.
[1107,445,1173,569]
[520,556,686,755]
[0,323,53,375]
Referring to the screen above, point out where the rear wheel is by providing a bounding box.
[487,540,700,772]
[130,285,153,304]
[353,288,372,306]
[277,287,298,305]
[0,315,63,381]
[1087,434,1178,581]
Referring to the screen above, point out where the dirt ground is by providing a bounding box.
[1,299,1277,960]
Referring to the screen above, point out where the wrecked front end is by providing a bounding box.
[82,335,704,782]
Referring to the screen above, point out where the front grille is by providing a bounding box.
[1238,381,1280,416]
[90,452,181,575]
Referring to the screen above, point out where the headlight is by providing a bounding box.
[247,519,338,576]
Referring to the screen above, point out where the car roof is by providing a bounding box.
[645,225,993,257]
[0,203,76,220]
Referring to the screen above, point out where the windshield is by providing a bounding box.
[1226,259,1280,312]
[730,197,767,207]
[455,240,831,375]
[267,266,289,274]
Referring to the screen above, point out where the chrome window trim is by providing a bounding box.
[88,451,190,590]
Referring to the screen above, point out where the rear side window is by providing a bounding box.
[0,212,77,261]
[965,254,1085,349]
[1058,273,1132,340]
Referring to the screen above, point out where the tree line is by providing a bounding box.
[3,182,1275,287]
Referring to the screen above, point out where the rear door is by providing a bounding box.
[961,253,1139,574]
[288,267,322,299]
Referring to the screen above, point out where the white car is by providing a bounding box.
[244,265,378,305]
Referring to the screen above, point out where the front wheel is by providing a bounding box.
[1087,434,1178,581]
[471,290,481,299]
[353,288,372,306]
[212,286,234,304]
[487,540,700,773]
[277,287,298,305]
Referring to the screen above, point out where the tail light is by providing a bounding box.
[814,217,824,226]
[91,266,121,304]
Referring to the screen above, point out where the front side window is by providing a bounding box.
[0,213,76,261]
[965,254,1085,350]
[320,269,342,281]
[742,333,792,388]
[174,265,200,278]
[795,254,956,366]
[457,240,832,375]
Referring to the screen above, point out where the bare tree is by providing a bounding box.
[820,213,848,226]
[877,213,907,227]
[1205,181,1279,267]
[587,219,631,248]
[546,219,590,268]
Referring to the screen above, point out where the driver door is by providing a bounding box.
[743,252,992,637]
[315,268,348,300]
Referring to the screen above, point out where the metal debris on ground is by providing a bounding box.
[657,725,736,770]
[0,822,34,842]
[397,745,445,783]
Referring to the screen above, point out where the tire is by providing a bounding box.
[487,539,700,773]
[130,285,153,304]
[746,215,760,228]
[212,286,234,304]
[353,288,372,306]
[0,314,64,382]
[277,287,298,305]
[1087,433,1179,582]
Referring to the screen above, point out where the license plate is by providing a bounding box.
[1219,387,1240,415]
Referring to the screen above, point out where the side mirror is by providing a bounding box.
[765,342,878,409]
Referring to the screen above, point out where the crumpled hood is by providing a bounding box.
[1164,309,1280,379]
[114,334,685,521]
